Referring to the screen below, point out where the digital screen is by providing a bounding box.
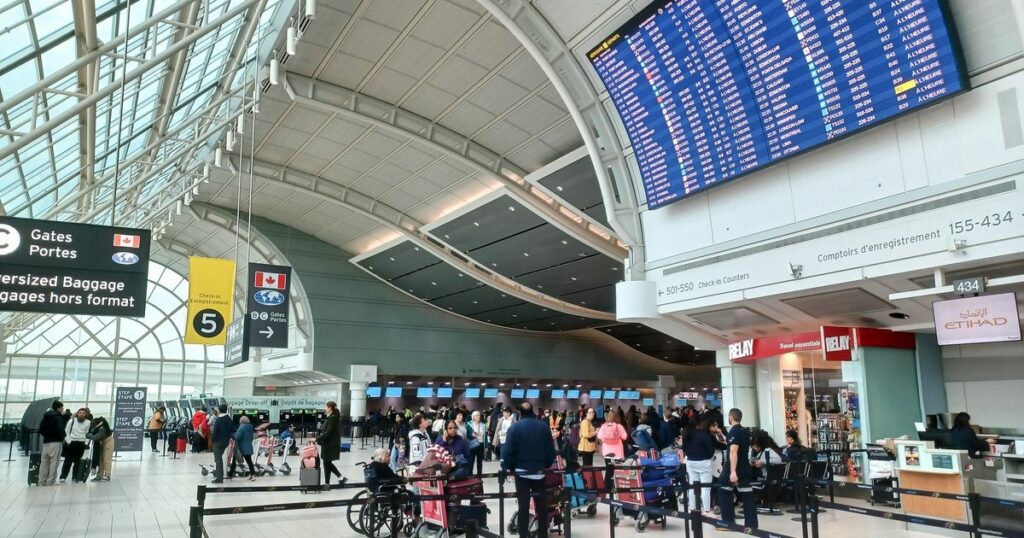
[464,388,480,398]
[567,389,581,399]
[484,388,499,398]
[934,293,1021,345]
[642,398,654,406]
[589,389,603,399]
[551,389,565,399]
[603,390,617,399]
[416,387,434,398]
[384,387,403,398]
[588,0,968,209]
[366,386,382,398]
[526,389,540,399]
[436,387,453,398]
[619,390,640,400]
[932,453,954,470]
[510,389,525,399]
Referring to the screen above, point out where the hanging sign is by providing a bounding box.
[820,326,854,361]
[0,216,150,316]
[224,316,250,367]
[113,386,147,452]
[246,262,291,348]
[185,257,235,344]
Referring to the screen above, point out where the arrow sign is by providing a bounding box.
[246,262,291,348]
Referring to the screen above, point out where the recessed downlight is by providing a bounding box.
[889,312,910,319]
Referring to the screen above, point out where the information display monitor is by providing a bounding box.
[510,388,526,399]
[366,386,382,398]
[567,389,581,399]
[588,0,969,209]
[436,387,453,398]
[384,387,402,398]
[416,387,434,398]
[642,397,654,406]
[526,388,540,399]
[589,389,603,399]
[465,388,481,398]
[603,390,617,400]
[551,389,565,399]
[484,388,499,398]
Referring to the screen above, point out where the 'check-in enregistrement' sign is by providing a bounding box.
[0,216,150,316]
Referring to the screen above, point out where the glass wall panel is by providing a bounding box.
[89,360,115,400]
[183,363,205,397]
[7,358,38,401]
[36,358,65,398]
[160,361,183,400]
[64,359,90,400]
[138,361,161,395]
[114,359,139,388]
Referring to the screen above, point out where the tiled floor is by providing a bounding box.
[0,440,953,537]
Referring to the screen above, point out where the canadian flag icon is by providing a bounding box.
[113,234,140,248]
[254,271,286,290]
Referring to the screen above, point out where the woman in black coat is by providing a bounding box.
[317,401,343,484]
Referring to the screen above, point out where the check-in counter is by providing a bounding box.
[894,440,974,523]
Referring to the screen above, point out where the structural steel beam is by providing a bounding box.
[476,0,646,272]
[283,73,627,261]
[70,0,99,212]
[227,154,615,321]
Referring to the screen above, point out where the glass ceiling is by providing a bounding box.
[0,0,288,226]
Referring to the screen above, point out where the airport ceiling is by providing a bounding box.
[0,0,716,367]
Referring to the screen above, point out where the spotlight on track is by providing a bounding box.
[305,0,316,19]
[269,55,279,85]
[287,21,297,55]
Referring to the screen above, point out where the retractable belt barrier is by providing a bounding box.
[187,462,1018,538]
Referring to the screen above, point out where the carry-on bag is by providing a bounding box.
[27,453,41,485]
[73,458,90,483]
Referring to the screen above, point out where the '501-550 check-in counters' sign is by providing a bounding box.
[0,216,150,317]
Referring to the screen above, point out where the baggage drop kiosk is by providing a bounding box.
[729,327,919,482]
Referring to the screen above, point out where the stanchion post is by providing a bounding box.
[968,492,982,538]
[689,480,703,538]
[189,506,203,538]
[681,479,690,538]
[809,487,820,538]
[798,475,809,538]
[390,488,402,538]
[196,484,207,511]
[608,463,617,538]
[4,436,14,462]
[498,473,505,537]
[562,486,572,538]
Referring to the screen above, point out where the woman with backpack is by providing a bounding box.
[87,417,114,482]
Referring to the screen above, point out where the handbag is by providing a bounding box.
[468,439,481,451]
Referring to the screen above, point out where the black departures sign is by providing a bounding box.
[224,316,250,367]
[246,263,291,348]
[0,216,150,316]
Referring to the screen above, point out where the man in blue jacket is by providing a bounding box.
[501,402,556,538]
[210,404,233,483]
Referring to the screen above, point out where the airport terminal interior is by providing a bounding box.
[1,0,1023,536]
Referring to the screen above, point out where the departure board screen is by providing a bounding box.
[588,0,968,209]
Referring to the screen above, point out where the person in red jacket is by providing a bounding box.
[191,407,209,452]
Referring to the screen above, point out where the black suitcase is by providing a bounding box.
[27,453,40,485]
[167,432,178,453]
[72,458,90,483]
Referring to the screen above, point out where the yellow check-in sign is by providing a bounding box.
[184,256,236,344]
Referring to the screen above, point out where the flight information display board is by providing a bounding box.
[588,0,968,209]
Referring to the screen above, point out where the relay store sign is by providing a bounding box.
[729,327,915,363]
[246,263,291,348]
[0,216,149,316]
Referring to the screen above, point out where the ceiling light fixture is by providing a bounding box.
[286,19,297,55]
[269,55,280,85]
[427,381,434,385]
[406,381,413,385]
[236,113,244,135]
[214,147,223,167]
[225,130,235,151]
[305,0,316,19]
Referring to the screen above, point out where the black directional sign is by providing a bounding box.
[246,262,291,348]
[224,316,250,367]
[0,216,150,316]
[113,386,147,452]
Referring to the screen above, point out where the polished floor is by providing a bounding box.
[0,439,954,537]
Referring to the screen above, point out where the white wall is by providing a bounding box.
[943,340,1024,429]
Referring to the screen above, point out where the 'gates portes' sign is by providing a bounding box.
[246,263,291,348]
[0,216,150,316]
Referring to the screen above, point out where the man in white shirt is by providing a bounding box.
[60,408,91,483]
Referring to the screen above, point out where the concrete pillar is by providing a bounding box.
[717,349,759,427]
[349,381,367,437]
[654,374,675,412]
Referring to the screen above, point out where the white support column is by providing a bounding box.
[349,381,368,436]
[654,374,675,412]
[717,350,759,427]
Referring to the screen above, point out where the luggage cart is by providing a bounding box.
[414,477,488,537]
[610,457,678,532]
[865,444,900,507]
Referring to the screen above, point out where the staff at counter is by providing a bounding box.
[950,412,997,457]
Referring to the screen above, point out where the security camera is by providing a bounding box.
[789,262,803,278]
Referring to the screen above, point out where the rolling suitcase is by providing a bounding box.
[72,458,90,483]
[300,466,321,489]
[340,442,351,453]
[27,453,41,486]
[167,432,177,453]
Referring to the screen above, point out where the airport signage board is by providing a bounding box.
[224,316,250,367]
[246,263,291,348]
[113,386,147,452]
[0,216,150,316]
[185,257,236,345]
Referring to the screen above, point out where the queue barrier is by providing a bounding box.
[188,463,1019,538]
